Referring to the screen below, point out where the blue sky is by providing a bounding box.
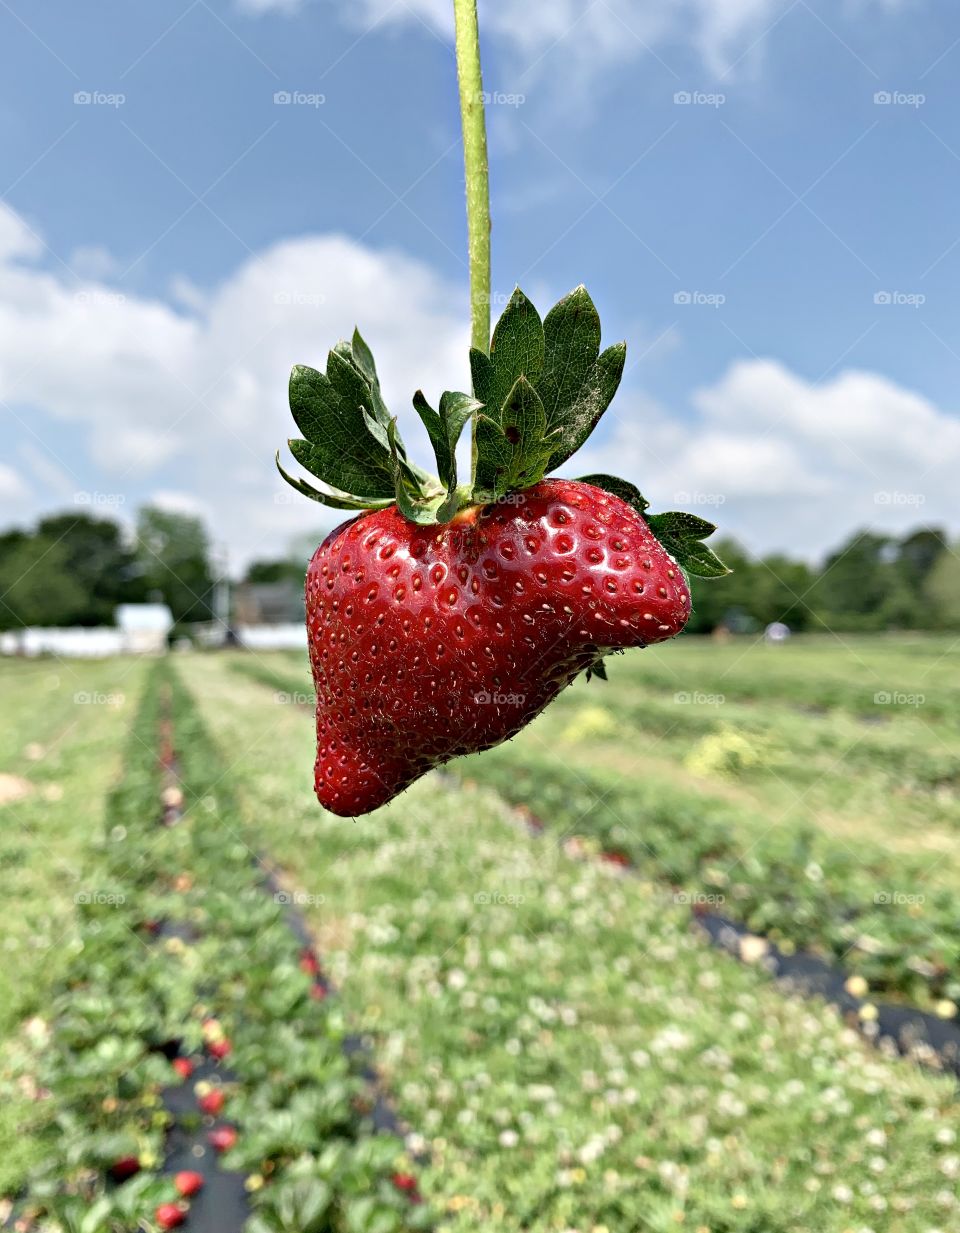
[1,0,958,570]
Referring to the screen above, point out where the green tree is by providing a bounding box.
[135,507,214,624]
[0,536,87,630]
[924,545,960,629]
[245,558,306,586]
[35,513,144,624]
[897,526,947,589]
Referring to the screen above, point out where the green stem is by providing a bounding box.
[453,0,491,358]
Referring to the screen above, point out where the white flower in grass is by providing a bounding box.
[579,1138,606,1165]
[560,1006,578,1026]
[937,1186,959,1206]
[505,1038,521,1056]
[499,1130,519,1148]
[832,1184,854,1203]
[936,1127,956,1145]
[940,1155,960,1179]
[447,968,467,990]
[865,1128,887,1148]
[869,1196,888,1213]
[630,1050,650,1069]
[868,1156,887,1174]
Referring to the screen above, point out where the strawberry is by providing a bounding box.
[171,1057,194,1081]
[208,1125,238,1153]
[279,288,728,816]
[155,1203,186,1230]
[208,1037,232,1060]
[299,948,320,976]
[109,1155,140,1182]
[198,1088,225,1116]
[175,1171,204,1197]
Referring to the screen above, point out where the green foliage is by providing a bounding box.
[135,506,216,624]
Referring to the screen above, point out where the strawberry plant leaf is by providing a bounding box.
[469,346,496,409]
[647,510,731,578]
[577,473,650,513]
[387,418,447,524]
[288,437,395,500]
[537,284,602,430]
[489,288,545,409]
[350,326,378,385]
[545,340,626,470]
[275,453,393,510]
[412,390,446,481]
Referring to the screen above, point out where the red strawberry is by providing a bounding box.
[208,1038,232,1060]
[175,1171,204,1197]
[155,1203,186,1230]
[299,949,320,976]
[208,1125,238,1153]
[279,287,728,819]
[109,1155,140,1182]
[306,480,690,815]
[391,1172,418,1192]
[198,1089,225,1116]
[171,1057,193,1081]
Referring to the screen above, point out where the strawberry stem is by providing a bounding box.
[453,0,491,361]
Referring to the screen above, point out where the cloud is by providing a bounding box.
[238,0,912,79]
[572,359,960,559]
[0,203,467,571]
[2,201,955,571]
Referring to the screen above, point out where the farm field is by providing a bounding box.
[2,638,959,1231]
[231,635,960,1008]
[183,642,959,1231]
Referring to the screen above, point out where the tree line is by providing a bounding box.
[0,508,957,633]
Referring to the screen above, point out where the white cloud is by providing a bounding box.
[238,0,910,80]
[0,203,467,572]
[572,359,960,559]
[2,201,955,571]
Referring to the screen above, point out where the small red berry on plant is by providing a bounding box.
[198,1089,225,1116]
[155,1203,186,1230]
[175,1171,204,1197]
[208,1125,238,1153]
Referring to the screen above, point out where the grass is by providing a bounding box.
[181,648,960,1233]
[227,637,960,1006]
[0,656,148,1195]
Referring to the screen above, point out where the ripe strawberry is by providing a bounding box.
[306,480,691,814]
[175,1171,204,1197]
[208,1125,238,1153]
[109,1155,140,1182]
[171,1057,193,1081]
[299,948,320,976]
[279,287,728,816]
[198,1088,225,1116]
[155,1203,186,1230]
[208,1037,232,1060]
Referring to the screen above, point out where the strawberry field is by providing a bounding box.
[3,637,959,1232]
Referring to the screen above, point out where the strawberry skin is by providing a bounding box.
[307,478,689,816]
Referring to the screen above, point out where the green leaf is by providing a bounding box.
[387,418,446,524]
[435,390,482,520]
[546,340,626,470]
[275,452,392,511]
[489,288,545,409]
[647,510,717,541]
[351,327,378,385]
[412,390,446,480]
[538,284,602,431]
[672,540,731,578]
[288,366,395,497]
[469,347,496,408]
[577,474,650,514]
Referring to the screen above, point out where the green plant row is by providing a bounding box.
[228,658,958,1010]
[11,663,431,1233]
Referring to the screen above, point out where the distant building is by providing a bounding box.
[116,604,174,655]
[233,581,304,626]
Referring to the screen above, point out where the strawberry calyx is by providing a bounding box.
[277,285,728,577]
